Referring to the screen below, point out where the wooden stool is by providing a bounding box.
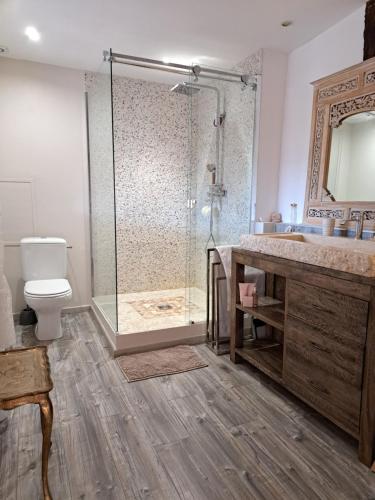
[0,346,54,500]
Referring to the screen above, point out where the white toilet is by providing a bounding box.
[21,237,72,340]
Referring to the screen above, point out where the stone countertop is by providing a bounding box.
[240,233,375,278]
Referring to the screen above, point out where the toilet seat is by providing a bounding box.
[24,279,72,298]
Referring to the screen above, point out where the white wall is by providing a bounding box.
[0,57,91,312]
[256,48,288,221]
[277,6,366,223]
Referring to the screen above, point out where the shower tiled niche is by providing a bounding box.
[86,51,258,352]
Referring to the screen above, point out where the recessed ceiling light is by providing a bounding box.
[24,26,41,42]
[281,20,293,28]
[0,46,9,54]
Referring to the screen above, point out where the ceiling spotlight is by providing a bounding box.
[25,26,41,42]
[281,20,293,28]
[0,46,9,54]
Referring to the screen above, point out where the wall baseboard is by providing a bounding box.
[61,304,91,315]
[14,304,91,321]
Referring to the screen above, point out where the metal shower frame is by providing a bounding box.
[103,49,257,88]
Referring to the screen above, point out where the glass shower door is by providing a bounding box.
[110,66,194,334]
[86,60,118,332]
[187,71,258,330]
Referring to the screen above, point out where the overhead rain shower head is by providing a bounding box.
[170,83,200,96]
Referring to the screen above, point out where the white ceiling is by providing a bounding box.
[0,0,365,76]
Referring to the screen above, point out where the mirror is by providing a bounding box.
[326,112,375,202]
[305,58,375,225]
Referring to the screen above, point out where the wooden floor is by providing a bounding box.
[1,312,375,499]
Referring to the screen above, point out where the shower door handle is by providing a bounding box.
[187,199,197,209]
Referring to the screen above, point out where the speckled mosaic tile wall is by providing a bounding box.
[112,76,192,293]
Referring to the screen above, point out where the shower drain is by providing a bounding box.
[157,303,173,311]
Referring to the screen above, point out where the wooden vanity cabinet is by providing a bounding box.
[230,247,375,468]
[284,280,367,437]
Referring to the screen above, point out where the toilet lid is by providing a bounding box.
[25,279,71,297]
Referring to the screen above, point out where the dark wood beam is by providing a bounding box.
[364,0,375,60]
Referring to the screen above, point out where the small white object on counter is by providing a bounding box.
[255,222,275,233]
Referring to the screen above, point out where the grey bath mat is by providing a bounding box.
[117,345,208,382]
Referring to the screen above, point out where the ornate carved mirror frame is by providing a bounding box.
[304,57,375,227]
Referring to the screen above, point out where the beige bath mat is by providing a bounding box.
[117,345,208,382]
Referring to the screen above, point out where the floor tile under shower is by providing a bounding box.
[94,287,206,334]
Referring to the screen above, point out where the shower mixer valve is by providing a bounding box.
[208,184,227,198]
[213,113,226,128]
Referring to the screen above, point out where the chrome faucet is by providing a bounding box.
[354,212,365,240]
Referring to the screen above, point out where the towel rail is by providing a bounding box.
[4,242,73,249]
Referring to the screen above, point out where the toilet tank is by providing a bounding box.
[21,237,67,281]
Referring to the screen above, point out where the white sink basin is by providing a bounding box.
[240,232,375,277]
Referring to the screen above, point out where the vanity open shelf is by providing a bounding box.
[230,246,375,469]
[236,296,285,332]
[235,296,285,383]
[235,341,283,383]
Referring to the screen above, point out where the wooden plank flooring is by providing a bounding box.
[1,311,375,499]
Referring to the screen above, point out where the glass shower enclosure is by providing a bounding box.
[86,50,258,352]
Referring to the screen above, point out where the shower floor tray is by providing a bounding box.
[94,287,206,335]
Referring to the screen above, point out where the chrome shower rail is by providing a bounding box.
[104,50,255,86]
